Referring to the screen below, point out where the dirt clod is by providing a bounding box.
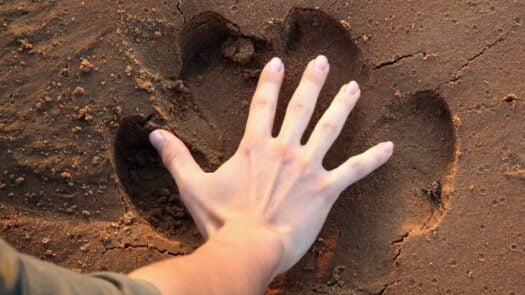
[135,78,155,93]
[72,86,85,96]
[125,66,133,77]
[79,59,94,73]
[14,177,25,186]
[60,171,72,179]
[18,38,33,52]
[221,37,255,65]
[120,212,134,226]
[162,79,189,93]
[340,20,352,31]
[78,106,93,123]
[502,93,518,102]
[394,89,402,98]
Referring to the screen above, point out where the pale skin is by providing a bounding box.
[129,55,394,295]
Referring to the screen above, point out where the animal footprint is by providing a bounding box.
[114,115,203,246]
[115,8,457,292]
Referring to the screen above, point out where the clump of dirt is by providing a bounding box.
[221,36,255,64]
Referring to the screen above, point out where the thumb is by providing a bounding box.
[149,129,204,185]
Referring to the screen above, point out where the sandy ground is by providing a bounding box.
[0,0,524,294]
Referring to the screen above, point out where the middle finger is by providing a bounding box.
[278,55,329,144]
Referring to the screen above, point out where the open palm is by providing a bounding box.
[149,55,393,274]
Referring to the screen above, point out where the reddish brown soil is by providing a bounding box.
[1,1,524,294]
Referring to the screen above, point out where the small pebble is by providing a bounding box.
[79,59,94,73]
[340,20,352,31]
[73,86,85,96]
[394,89,402,99]
[14,177,25,186]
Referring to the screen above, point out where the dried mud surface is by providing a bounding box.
[1,1,524,294]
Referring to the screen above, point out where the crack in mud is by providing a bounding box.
[460,35,507,70]
[437,24,518,89]
[461,99,519,113]
[420,211,436,230]
[390,231,410,264]
[390,232,410,246]
[392,248,402,264]
[116,188,130,214]
[372,51,424,70]
[375,277,406,295]
[177,0,186,23]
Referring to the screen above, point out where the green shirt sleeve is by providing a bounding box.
[0,239,161,295]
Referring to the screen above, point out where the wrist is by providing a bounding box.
[202,218,285,282]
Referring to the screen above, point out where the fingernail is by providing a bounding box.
[314,55,328,71]
[269,57,283,72]
[149,130,165,153]
[346,80,360,95]
[383,141,394,155]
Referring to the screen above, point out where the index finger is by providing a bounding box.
[243,57,284,141]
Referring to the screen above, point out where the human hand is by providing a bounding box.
[148,55,393,276]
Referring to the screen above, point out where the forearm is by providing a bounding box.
[0,238,160,295]
[129,219,284,295]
